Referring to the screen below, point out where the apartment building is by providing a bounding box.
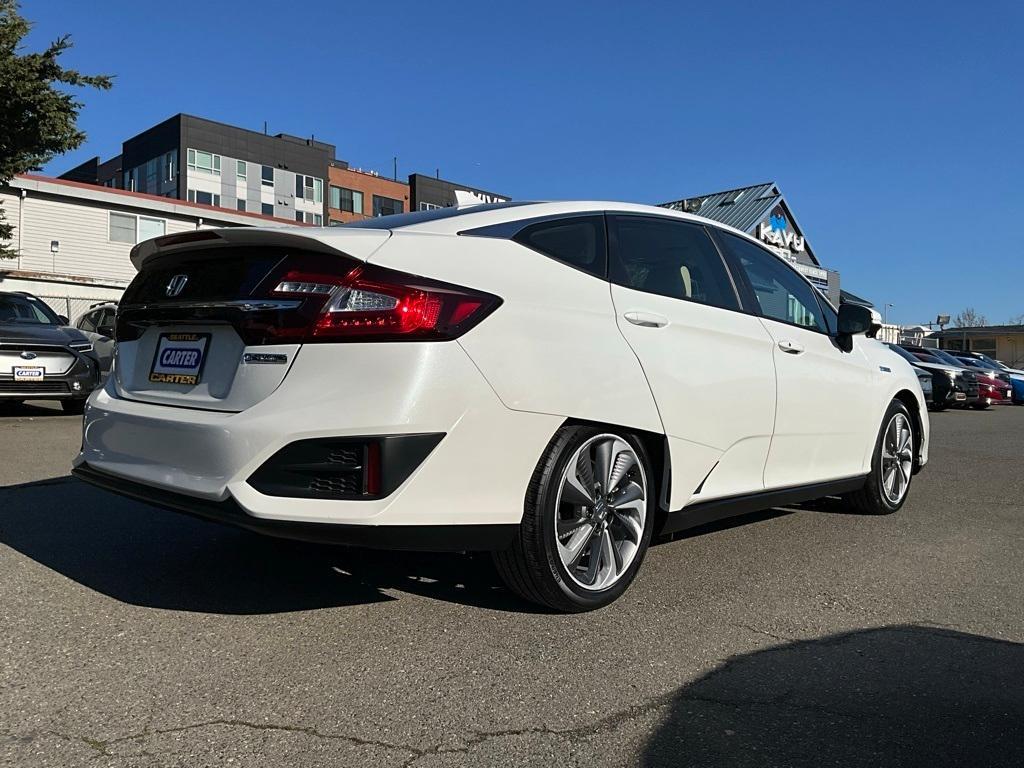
[60,114,334,225]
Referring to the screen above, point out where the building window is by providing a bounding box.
[262,203,274,217]
[295,211,304,223]
[237,199,246,212]
[165,151,177,182]
[237,160,246,180]
[314,213,322,226]
[294,175,323,202]
[109,212,136,243]
[109,213,165,244]
[187,148,221,175]
[261,165,274,187]
[138,216,166,241]
[419,202,441,211]
[331,186,363,213]
[188,189,220,207]
[373,195,403,217]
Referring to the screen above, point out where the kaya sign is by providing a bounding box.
[757,206,805,254]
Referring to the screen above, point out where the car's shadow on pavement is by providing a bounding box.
[0,477,532,614]
[642,625,1024,768]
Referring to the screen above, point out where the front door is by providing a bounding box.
[716,231,876,489]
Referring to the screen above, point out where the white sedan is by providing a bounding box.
[74,201,928,611]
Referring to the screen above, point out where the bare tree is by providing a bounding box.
[1008,313,1024,326]
[952,308,987,328]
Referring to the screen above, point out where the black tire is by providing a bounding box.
[61,398,86,415]
[973,401,990,410]
[493,425,656,612]
[843,399,915,515]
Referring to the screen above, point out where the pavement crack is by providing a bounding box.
[72,719,418,759]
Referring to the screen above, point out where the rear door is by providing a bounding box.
[607,214,777,507]
[715,230,877,488]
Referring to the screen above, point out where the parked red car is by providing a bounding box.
[973,372,1012,409]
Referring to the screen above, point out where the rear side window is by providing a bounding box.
[513,215,606,278]
[78,311,97,332]
[718,231,826,333]
[608,215,739,310]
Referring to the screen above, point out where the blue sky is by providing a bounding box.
[29,0,1024,325]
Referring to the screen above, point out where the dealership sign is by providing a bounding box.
[757,220,805,253]
[756,205,805,254]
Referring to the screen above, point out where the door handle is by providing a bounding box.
[777,339,805,355]
[624,311,669,328]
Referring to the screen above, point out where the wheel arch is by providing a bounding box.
[892,388,925,474]
[560,417,671,526]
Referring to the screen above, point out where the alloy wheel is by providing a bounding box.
[880,413,913,505]
[554,434,647,591]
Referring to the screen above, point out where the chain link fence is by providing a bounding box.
[34,296,116,325]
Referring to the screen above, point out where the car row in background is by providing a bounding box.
[886,342,1020,411]
[0,291,100,413]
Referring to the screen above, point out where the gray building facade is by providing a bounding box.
[60,114,337,224]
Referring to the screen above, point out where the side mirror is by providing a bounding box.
[97,325,114,338]
[837,303,874,335]
[57,314,69,325]
[836,304,876,352]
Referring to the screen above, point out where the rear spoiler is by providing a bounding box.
[130,227,391,270]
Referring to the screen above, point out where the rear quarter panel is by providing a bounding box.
[368,232,664,435]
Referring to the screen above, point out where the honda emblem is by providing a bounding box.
[165,274,189,298]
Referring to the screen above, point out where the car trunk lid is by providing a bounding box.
[113,227,390,412]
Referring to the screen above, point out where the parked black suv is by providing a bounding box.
[0,291,101,413]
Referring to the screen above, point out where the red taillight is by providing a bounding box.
[265,260,501,343]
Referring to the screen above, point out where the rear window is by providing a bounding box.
[513,216,606,278]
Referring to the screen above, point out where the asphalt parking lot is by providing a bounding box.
[1,402,1022,767]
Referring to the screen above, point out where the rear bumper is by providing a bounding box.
[73,462,517,551]
[75,341,561,529]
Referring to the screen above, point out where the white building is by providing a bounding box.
[0,174,302,321]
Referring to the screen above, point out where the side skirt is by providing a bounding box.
[658,475,868,536]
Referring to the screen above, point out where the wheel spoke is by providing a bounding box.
[613,509,643,542]
[602,528,622,582]
[562,523,596,567]
[562,457,596,506]
[610,480,644,510]
[557,513,588,538]
[594,439,614,492]
[583,535,603,584]
[607,444,636,491]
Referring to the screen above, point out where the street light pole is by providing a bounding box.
[884,303,894,325]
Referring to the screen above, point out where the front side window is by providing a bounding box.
[718,232,826,332]
[514,215,606,279]
[608,215,738,310]
[372,195,403,216]
[109,212,137,243]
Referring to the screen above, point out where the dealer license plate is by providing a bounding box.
[13,366,45,382]
[149,332,210,386]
